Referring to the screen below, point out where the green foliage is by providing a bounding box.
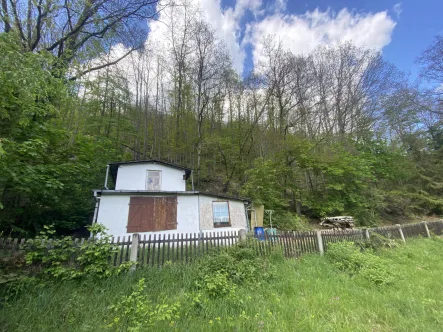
[1,23,442,238]
[196,241,276,289]
[23,224,133,281]
[0,34,65,132]
[269,211,310,230]
[0,33,124,236]
[196,272,236,298]
[2,238,443,331]
[0,33,69,233]
[107,278,180,331]
[304,144,377,222]
[359,232,401,251]
[326,241,398,285]
[242,158,289,210]
[239,137,429,227]
[0,252,32,296]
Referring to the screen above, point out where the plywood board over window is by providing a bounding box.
[127,196,177,233]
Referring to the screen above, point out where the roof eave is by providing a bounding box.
[93,189,250,202]
[108,159,192,183]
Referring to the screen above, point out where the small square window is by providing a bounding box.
[146,170,161,190]
[212,201,230,227]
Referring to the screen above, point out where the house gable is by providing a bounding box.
[113,162,188,191]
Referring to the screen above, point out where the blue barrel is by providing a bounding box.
[254,227,265,241]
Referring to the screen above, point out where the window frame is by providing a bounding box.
[212,201,231,228]
[145,170,162,191]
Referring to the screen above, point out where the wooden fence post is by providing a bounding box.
[316,230,324,255]
[363,228,370,240]
[12,238,18,253]
[396,224,406,243]
[130,233,139,272]
[422,222,431,238]
[239,229,246,242]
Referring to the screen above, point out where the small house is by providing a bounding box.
[93,160,250,237]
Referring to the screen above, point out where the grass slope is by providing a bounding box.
[1,238,443,331]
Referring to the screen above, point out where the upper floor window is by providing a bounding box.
[146,170,161,190]
[213,201,230,227]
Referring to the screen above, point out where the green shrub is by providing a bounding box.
[326,241,398,285]
[107,278,180,331]
[197,241,276,286]
[357,232,401,251]
[2,238,443,331]
[270,212,310,231]
[196,272,236,298]
[22,223,134,281]
[192,241,277,302]
[0,251,27,284]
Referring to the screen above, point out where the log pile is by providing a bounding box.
[320,216,355,229]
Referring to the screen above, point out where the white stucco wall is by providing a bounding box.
[115,163,186,191]
[198,194,247,233]
[97,194,199,237]
[96,192,247,238]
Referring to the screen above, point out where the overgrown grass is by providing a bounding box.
[2,238,443,331]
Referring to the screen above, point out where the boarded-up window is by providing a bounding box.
[146,170,161,190]
[127,196,177,233]
[213,201,230,227]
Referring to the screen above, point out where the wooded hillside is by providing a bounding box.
[1,1,443,235]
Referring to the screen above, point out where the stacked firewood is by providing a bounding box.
[320,216,355,229]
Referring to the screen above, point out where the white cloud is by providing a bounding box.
[197,0,264,72]
[245,8,397,67]
[82,0,261,97]
[393,3,402,18]
[145,0,263,74]
[233,0,263,18]
[275,0,287,13]
[198,0,253,73]
[87,2,398,83]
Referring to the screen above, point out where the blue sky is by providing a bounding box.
[378,0,442,78]
[140,0,442,80]
[287,0,442,77]
[207,0,443,78]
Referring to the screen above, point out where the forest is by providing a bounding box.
[1,0,443,235]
